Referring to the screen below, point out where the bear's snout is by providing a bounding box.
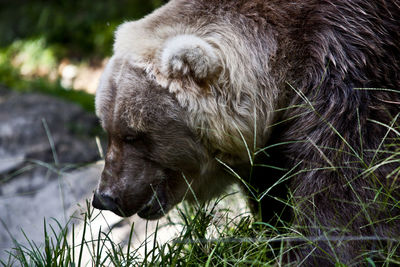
[92,192,120,213]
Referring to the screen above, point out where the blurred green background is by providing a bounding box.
[0,0,164,111]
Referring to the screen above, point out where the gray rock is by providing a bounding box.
[0,89,102,195]
[0,90,100,166]
[0,88,104,262]
[0,162,103,262]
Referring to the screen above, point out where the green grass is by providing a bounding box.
[0,198,286,267]
[2,190,398,266]
[1,163,399,267]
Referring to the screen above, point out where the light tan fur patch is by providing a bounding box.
[106,1,280,163]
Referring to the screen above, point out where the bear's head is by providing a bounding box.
[93,54,236,219]
[92,4,279,219]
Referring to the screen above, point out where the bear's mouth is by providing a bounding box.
[103,191,169,219]
[137,185,170,220]
[94,181,168,218]
[95,170,183,219]
[137,197,167,220]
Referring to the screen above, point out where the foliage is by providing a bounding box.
[0,0,164,111]
[0,44,95,112]
[0,0,164,58]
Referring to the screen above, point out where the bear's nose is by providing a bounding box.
[92,193,119,211]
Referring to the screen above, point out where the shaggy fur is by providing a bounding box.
[94,0,400,265]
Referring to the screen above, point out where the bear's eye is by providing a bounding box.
[124,135,137,143]
[123,132,146,144]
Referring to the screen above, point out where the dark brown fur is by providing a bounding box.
[246,0,400,264]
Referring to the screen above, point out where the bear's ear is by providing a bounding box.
[159,35,220,80]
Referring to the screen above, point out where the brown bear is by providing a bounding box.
[92,0,400,265]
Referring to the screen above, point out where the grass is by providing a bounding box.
[1,142,399,267]
[2,188,398,266]
[1,198,287,267]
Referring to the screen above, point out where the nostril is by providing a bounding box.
[92,193,119,211]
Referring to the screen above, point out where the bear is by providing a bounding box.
[92,0,400,265]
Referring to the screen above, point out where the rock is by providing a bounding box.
[0,88,102,195]
[0,156,24,175]
[0,90,100,167]
[0,162,103,262]
[0,87,103,261]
